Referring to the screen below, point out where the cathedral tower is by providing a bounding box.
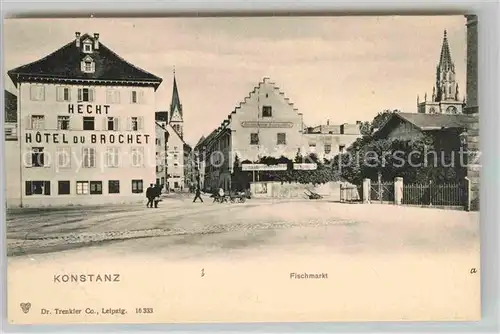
[170,69,183,138]
[417,30,465,114]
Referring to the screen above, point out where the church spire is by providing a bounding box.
[435,29,458,102]
[169,67,184,138]
[439,30,454,71]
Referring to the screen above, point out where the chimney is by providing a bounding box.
[327,119,330,125]
[93,33,100,49]
[75,32,81,47]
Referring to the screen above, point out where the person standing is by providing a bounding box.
[153,184,162,208]
[193,186,203,203]
[146,183,155,208]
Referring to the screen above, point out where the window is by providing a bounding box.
[56,87,71,102]
[277,133,286,145]
[57,116,70,130]
[90,181,103,195]
[107,117,119,131]
[324,144,332,154]
[58,181,70,195]
[131,117,139,131]
[31,147,44,167]
[131,147,144,167]
[76,181,89,195]
[174,163,179,167]
[105,147,119,167]
[56,147,71,168]
[173,154,178,160]
[83,42,92,53]
[106,90,120,104]
[78,88,94,102]
[84,61,92,72]
[108,180,120,194]
[309,143,316,152]
[30,85,45,101]
[25,181,50,196]
[131,91,138,103]
[262,106,272,117]
[82,147,96,168]
[132,179,143,193]
[30,115,45,130]
[156,138,160,145]
[250,133,259,145]
[161,177,165,185]
[83,117,95,130]
[339,145,345,153]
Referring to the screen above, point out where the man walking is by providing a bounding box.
[193,186,203,203]
[146,183,155,208]
[153,184,162,208]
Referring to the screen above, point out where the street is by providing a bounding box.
[7,194,481,322]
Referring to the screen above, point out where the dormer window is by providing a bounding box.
[81,56,95,73]
[82,38,93,53]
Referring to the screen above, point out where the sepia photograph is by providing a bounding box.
[3,15,480,324]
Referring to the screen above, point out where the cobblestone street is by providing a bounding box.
[7,193,479,258]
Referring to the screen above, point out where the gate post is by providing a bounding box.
[394,177,403,205]
[464,177,471,212]
[363,178,371,203]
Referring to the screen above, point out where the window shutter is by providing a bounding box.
[25,116,32,130]
[115,91,120,103]
[106,90,112,104]
[102,117,107,131]
[114,118,119,131]
[78,89,82,102]
[80,61,85,72]
[126,117,132,131]
[89,89,94,102]
[138,117,143,131]
[44,181,51,195]
[25,181,32,196]
[25,149,32,167]
[43,150,50,167]
[67,88,72,102]
[56,87,62,101]
[139,91,145,104]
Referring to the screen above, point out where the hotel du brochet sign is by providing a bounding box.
[242,163,317,171]
[24,103,151,145]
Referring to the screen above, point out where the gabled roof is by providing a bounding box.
[4,90,17,123]
[375,112,477,138]
[8,33,162,90]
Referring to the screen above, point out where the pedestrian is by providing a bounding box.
[153,184,162,208]
[193,186,204,203]
[146,183,155,208]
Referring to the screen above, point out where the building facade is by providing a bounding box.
[417,30,466,114]
[196,77,361,191]
[303,121,361,160]
[6,32,162,208]
[4,90,21,208]
[155,110,168,189]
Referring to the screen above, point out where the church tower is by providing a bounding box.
[170,69,183,139]
[417,30,465,114]
[435,30,459,102]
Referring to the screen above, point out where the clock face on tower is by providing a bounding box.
[446,106,458,114]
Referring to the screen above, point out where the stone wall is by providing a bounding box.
[250,181,360,201]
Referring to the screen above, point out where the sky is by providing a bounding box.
[4,16,467,146]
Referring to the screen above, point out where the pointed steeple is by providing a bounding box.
[170,68,182,121]
[439,30,454,71]
[434,29,458,102]
[169,67,184,139]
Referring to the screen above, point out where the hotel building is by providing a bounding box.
[6,32,162,208]
[196,77,361,191]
